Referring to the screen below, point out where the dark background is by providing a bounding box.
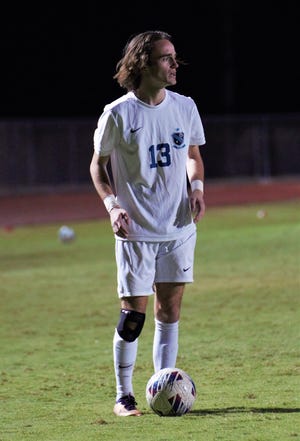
[1,1,299,118]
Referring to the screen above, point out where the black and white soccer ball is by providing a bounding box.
[146,367,196,416]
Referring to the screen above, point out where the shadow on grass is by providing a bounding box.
[191,407,300,416]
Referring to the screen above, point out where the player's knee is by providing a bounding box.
[116,309,146,342]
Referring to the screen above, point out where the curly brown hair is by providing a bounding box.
[113,30,173,91]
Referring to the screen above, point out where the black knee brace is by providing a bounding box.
[117,309,146,342]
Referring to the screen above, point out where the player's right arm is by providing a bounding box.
[90,152,113,200]
[90,152,130,238]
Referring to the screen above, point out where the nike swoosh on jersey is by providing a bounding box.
[130,127,142,133]
[183,266,191,272]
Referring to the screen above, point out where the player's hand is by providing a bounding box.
[110,208,130,238]
[190,190,205,223]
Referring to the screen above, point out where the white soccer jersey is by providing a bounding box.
[93,89,206,241]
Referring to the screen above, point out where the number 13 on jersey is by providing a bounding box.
[149,143,171,168]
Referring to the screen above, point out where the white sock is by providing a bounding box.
[113,329,138,400]
[153,319,179,372]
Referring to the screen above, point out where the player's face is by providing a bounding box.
[147,39,179,87]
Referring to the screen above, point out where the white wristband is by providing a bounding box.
[103,195,119,213]
[191,179,204,193]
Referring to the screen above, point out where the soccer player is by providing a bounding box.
[90,30,206,416]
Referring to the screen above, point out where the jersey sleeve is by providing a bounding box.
[93,110,120,156]
[189,101,206,146]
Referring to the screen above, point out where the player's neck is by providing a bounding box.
[134,88,166,106]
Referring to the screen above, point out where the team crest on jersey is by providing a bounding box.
[172,129,185,149]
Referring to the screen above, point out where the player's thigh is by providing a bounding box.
[154,282,185,322]
[121,295,149,314]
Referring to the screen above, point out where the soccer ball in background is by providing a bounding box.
[146,367,196,416]
[58,225,75,243]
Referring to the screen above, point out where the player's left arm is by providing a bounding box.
[186,145,205,223]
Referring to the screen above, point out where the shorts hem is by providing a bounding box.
[154,279,194,284]
[118,291,155,298]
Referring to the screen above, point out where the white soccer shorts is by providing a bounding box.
[115,232,197,297]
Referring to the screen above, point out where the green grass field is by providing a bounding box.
[1,201,299,441]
